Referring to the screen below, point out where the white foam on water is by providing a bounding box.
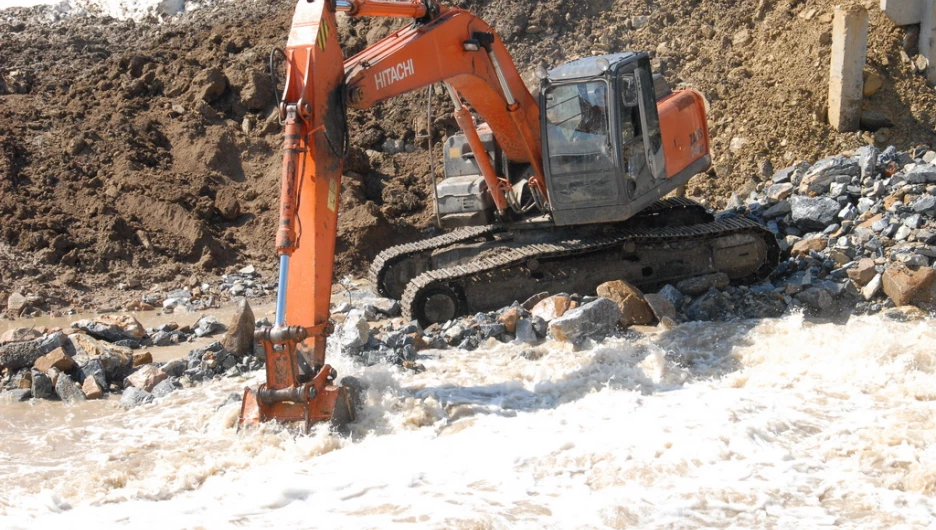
[1,313,935,528]
[0,0,215,20]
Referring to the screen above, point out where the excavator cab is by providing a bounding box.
[436,52,704,231]
[540,52,670,226]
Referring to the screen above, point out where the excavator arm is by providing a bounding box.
[240,0,546,429]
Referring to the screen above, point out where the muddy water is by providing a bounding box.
[2,312,935,528]
[0,303,276,363]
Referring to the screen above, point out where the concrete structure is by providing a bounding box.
[921,0,936,84]
[829,5,869,132]
[881,0,922,25]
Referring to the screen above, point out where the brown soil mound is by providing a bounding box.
[0,0,934,314]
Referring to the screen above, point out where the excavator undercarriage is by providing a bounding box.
[371,198,780,325]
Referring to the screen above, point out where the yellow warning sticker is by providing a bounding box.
[327,176,338,212]
[317,20,329,51]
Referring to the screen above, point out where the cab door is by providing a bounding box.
[615,67,642,200]
[634,59,666,180]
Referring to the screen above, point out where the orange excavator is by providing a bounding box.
[238,0,779,430]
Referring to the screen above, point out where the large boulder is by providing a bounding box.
[0,327,43,344]
[643,293,677,322]
[882,263,936,307]
[798,156,859,195]
[71,315,147,343]
[30,370,54,400]
[69,334,133,382]
[54,375,86,403]
[530,295,573,322]
[193,315,226,337]
[790,196,841,232]
[547,298,621,343]
[847,258,877,285]
[33,347,75,374]
[221,299,255,356]
[126,365,168,393]
[595,280,654,327]
[82,377,104,400]
[119,387,154,409]
[0,331,66,371]
[338,310,370,350]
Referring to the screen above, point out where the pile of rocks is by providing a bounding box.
[5,264,273,319]
[723,144,936,316]
[334,280,678,368]
[0,300,261,408]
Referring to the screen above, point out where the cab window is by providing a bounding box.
[544,80,613,175]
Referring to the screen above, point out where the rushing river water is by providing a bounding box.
[1,311,935,529]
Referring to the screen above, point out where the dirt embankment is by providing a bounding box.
[0,0,934,315]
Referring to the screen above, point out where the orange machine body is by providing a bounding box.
[658,90,711,179]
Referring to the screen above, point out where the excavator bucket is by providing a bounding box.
[237,336,359,434]
[238,383,355,434]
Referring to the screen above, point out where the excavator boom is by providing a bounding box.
[239,0,552,429]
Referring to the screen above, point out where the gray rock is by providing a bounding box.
[684,289,731,321]
[904,214,923,229]
[151,331,175,347]
[531,316,548,337]
[766,183,794,203]
[0,330,63,371]
[369,298,401,317]
[54,375,86,403]
[771,165,797,184]
[912,195,936,216]
[857,197,876,213]
[0,340,44,371]
[30,370,54,400]
[905,164,936,184]
[675,273,730,296]
[829,182,847,198]
[514,318,537,344]
[479,322,506,339]
[795,287,835,312]
[862,273,883,300]
[119,387,154,409]
[763,200,791,218]
[799,156,860,195]
[193,315,225,338]
[444,324,466,343]
[643,293,676,321]
[791,196,841,231]
[854,145,879,180]
[77,359,108,390]
[151,378,177,398]
[894,225,912,241]
[339,310,370,350]
[656,285,685,308]
[160,358,187,378]
[838,203,859,221]
[7,388,31,402]
[70,320,127,343]
[547,298,621,343]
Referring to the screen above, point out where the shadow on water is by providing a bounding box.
[381,320,762,428]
